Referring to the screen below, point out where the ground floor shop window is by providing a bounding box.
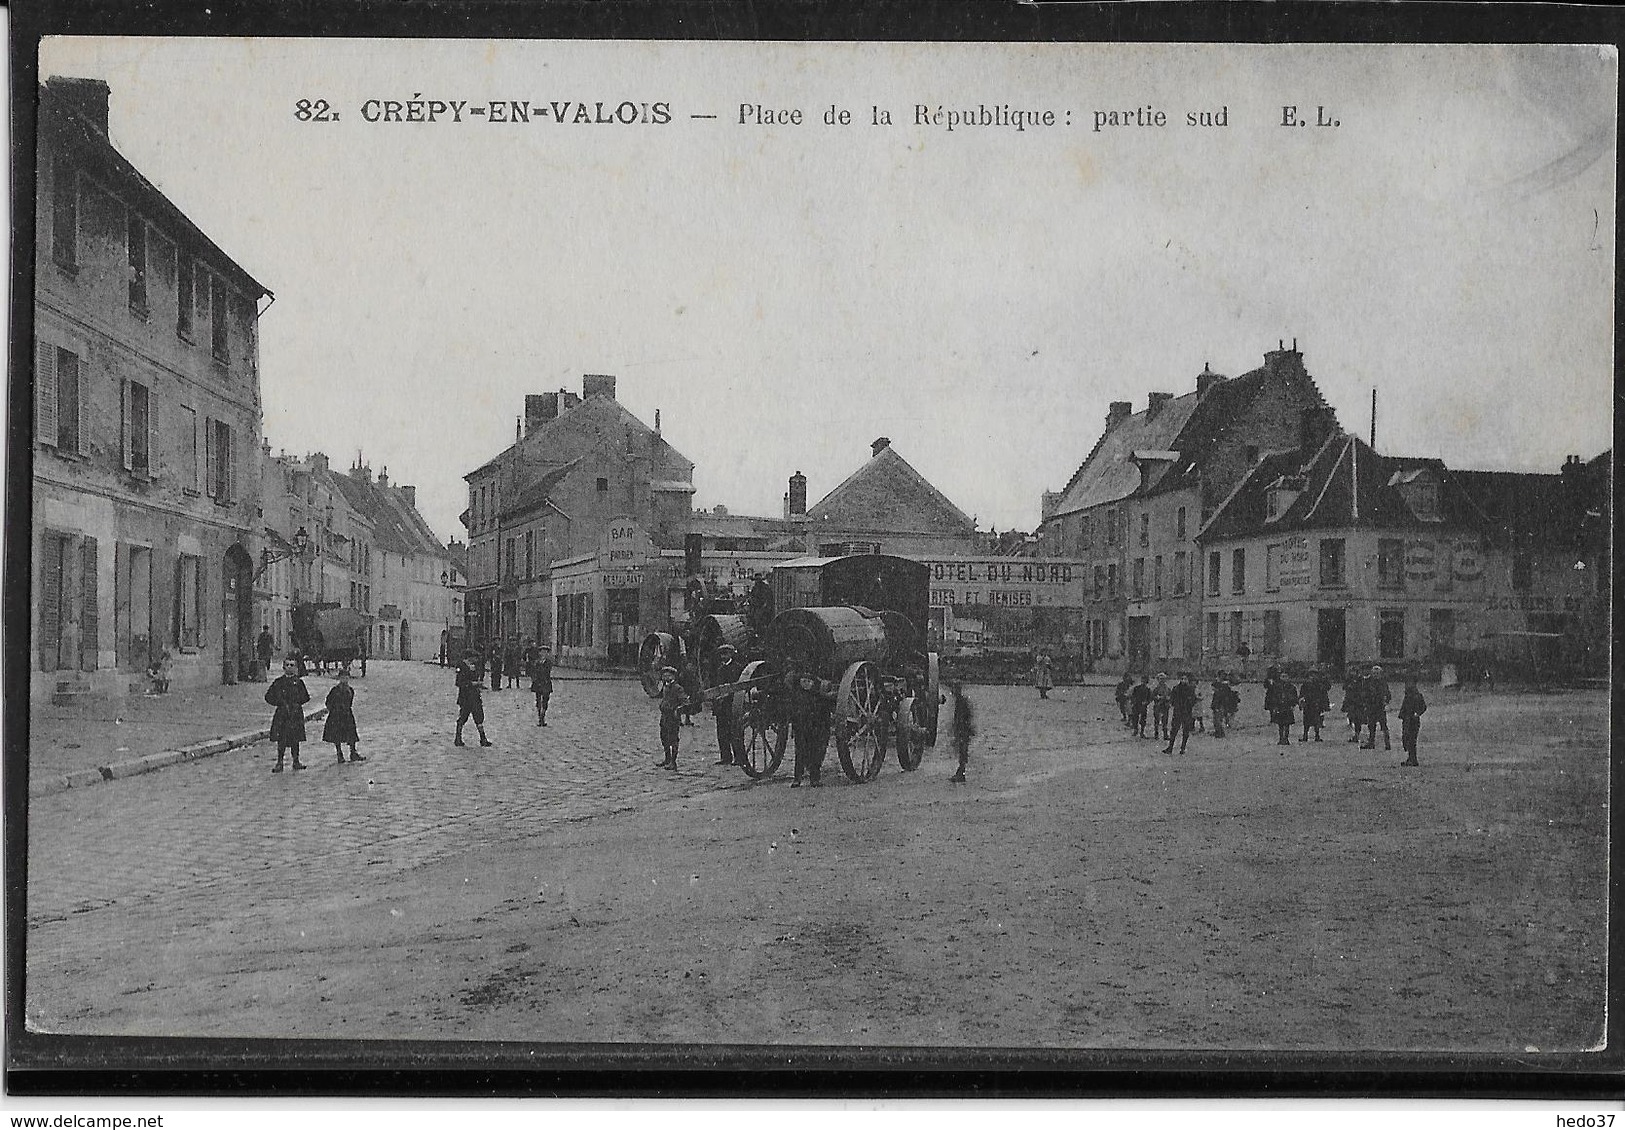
[1379,608,1406,659]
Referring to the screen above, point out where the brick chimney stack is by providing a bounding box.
[1146,392,1173,419]
[787,471,808,517]
[583,374,617,400]
[1196,362,1225,398]
[1106,401,1133,430]
[871,437,891,457]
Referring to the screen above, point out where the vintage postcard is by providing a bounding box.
[11,24,1617,1088]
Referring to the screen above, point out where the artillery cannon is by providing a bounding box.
[640,554,940,783]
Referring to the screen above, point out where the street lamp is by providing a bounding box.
[255,526,312,581]
[440,568,453,666]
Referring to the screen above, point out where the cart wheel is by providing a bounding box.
[637,632,687,699]
[895,695,927,771]
[736,661,785,779]
[835,660,889,782]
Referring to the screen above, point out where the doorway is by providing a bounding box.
[1127,615,1151,671]
[1316,607,1347,670]
[222,545,253,683]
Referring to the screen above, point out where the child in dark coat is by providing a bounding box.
[947,681,976,783]
[265,659,310,773]
[324,669,364,763]
[655,667,687,769]
[1398,678,1427,767]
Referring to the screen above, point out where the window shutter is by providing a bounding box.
[172,556,183,646]
[35,342,58,448]
[80,537,99,671]
[75,360,90,456]
[147,389,158,479]
[114,541,128,666]
[224,425,235,501]
[120,378,133,470]
[204,416,217,497]
[40,535,63,670]
[196,556,207,644]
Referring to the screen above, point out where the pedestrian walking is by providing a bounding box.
[655,666,687,769]
[455,652,493,747]
[1209,678,1228,738]
[1114,672,1134,727]
[1398,677,1427,766]
[488,645,504,692]
[1033,651,1054,700]
[1300,667,1330,742]
[529,645,554,726]
[1164,673,1198,755]
[709,644,746,766]
[256,625,274,679]
[947,679,975,783]
[506,640,522,689]
[1129,675,1152,738]
[1363,664,1393,750]
[1266,673,1298,748]
[323,669,365,763]
[265,658,310,773]
[1151,673,1171,739]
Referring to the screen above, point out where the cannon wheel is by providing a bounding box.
[736,660,786,780]
[835,660,889,782]
[638,632,688,699]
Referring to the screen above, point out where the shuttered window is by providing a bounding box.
[79,538,99,670]
[39,533,69,670]
[127,212,148,314]
[35,342,57,448]
[175,554,202,650]
[179,406,198,489]
[121,379,152,474]
[176,255,195,338]
[211,275,229,362]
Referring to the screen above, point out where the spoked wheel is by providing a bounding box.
[835,660,889,782]
[895,696,926,771]
[736,661,786,779]
[637,632,687,698]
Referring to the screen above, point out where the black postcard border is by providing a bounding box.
[7,0,1624,1100]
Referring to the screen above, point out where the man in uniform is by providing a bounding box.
[1363,664,1393,750]
[488,642,504,692]
[710,644,746,766]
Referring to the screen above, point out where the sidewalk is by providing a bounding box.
[27,676,332,798]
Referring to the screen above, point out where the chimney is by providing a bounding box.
[378,467,389,488]
[654,409,661,435]
[1299,406,1338,454]
[583,374,617,400]
[871,437,891,457]
[310,452,329,472]
[788,471,808,516]
[560,390,581,412]
[46,77,111,134]
[524,394,553,435]
[1041,490,1062,521]
[1146,392,1173,419]
[1265,340,1305,374]
[1196,362,1224,398]
[400,485,416,509]
[1106,401,1133,430]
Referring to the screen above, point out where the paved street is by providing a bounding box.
[23,664,1609,1052]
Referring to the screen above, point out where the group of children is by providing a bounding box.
[1112,666,1428,765]
[262,659,364,772]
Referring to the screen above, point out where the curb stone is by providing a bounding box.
[30,706,329,798]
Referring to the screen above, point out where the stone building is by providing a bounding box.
[32,77,271,700]
[461,375,695,661]
[332,461,455,662]
[1038,344,1336,672]
[1197,437,1610,678]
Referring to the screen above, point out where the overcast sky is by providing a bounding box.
[40,39,1617,542]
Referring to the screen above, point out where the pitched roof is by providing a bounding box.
[498,460,581,522]
[1199,434,1492,541]
[805,444,976,536]
[465,392,693,485]
[1050,392,1201,515]
[328,470,449,558]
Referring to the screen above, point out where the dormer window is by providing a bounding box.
[1265,476,1304,522]
[1390,468,1442,521]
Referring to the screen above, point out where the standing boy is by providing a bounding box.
[656,666,687,769]
[947,680,975,783]
[1164,673,1197,756]
[1129,675,1152,738]
[265,659,311,773]
[1151,673,1171,740]
[455,652,493,747]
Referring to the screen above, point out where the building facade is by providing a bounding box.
[462,374,695,657]
[1198,435,1610,678]
[32,77,271,700]
[1039,345,1336,673]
